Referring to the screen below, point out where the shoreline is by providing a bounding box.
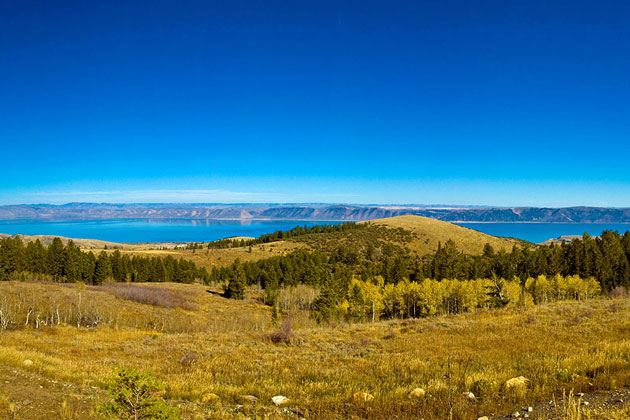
[2,218,630,224]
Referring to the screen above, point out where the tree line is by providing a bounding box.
[338,274,600,322]
[213,229,629,320]
[423,231,630,290]
[206,222,363,249]
[0,236,209,284]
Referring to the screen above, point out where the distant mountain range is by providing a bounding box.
[1,203,630,223]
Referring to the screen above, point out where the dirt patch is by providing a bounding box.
[489,388,630,419]
[0,365,101,419]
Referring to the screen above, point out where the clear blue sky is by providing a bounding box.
[1,1,629,206]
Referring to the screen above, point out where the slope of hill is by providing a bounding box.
[365,215,524,255]
[0,233,132,249]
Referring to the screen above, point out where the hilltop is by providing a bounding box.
[365,215,523,255]
[169,215,527,269]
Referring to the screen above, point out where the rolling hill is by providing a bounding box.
[366,215,525,255]
[0,216,528,271]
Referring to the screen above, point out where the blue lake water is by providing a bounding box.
[0,219,629,244]
[457,222,630,243]
[0,219,344,243]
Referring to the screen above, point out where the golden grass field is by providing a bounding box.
[1,280,630,420]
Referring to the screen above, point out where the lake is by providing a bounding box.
[0,219,345,243]
[456,222,630,243]
[0,219,630,244]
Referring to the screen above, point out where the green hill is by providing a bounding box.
[278,215,526,259]
[365,215,525,255]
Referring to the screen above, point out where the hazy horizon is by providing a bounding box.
[2,201,630,209]
[4,179,630,207]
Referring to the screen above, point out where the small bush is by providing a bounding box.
[59,399,75,420]
[470,379,497,401]
[97,367,181,420]
[0,394,17,420]
[524,314,538,324]
[383,328,396,340]
[608,286,629,298]
[266,318,294,344]
[179,350,198,368]
[565,315,583,326]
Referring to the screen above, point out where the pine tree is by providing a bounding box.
[47,237,65,280]
[81,251,97,284]
[25,239,47,274]
[94,251,112,285]
[483,243,495,258]
[97,367,181,420]
[63,240,81,282]
[111,250,126,282]
[313,281,339,321]
[224,261,246,299]
[486,274,510,308]
[0,237,26,278]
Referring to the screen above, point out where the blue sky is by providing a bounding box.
[1,1,629,206]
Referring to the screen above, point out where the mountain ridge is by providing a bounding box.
[1,203,630,223]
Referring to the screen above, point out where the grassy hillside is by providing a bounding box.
[366,215,524,255]
[0,233,133,249]
[0,281,629,419]
[105,240,307,271]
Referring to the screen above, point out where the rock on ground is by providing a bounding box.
[352,392,374,402]
[271,395,290,406]
[408,388,426,398]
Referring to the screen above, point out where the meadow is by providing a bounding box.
[2,216,630,419]
[1,280,630,420]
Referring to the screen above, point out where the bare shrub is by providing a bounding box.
[565,315,583,327]
[266,318,294,344]
[470,378,497,401]
[179,350,198,368]
[359,337,374,347]
[383,328,396,340]
[105,284,196,310]
[608,286,629,299]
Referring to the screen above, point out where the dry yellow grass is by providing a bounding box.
[1,281,630,419]
[103,240,307,270]
[366,215,524,255]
